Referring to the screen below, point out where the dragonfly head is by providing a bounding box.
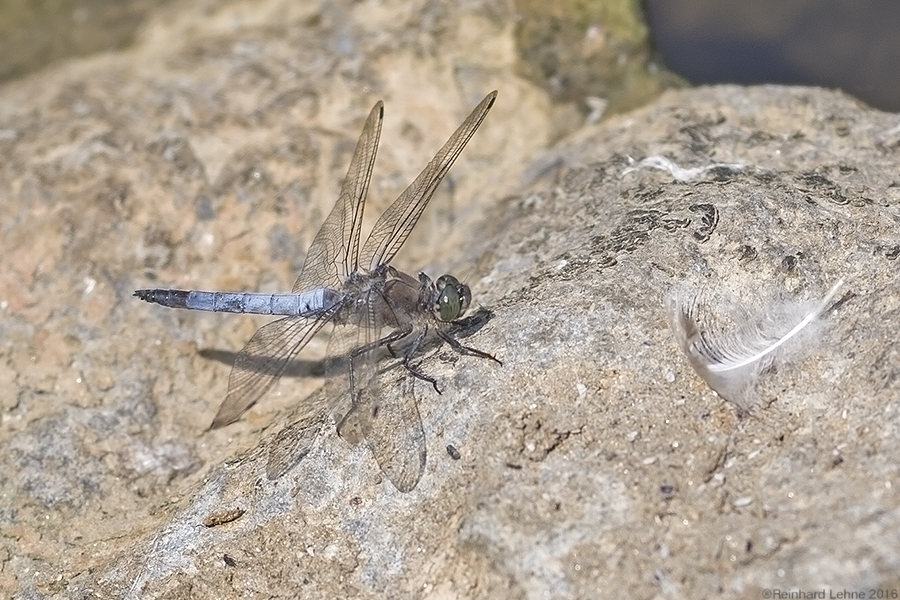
[434,275,471,321]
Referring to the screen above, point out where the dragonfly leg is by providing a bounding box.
[397,326,442,393]
[436,329,502,365]
[349,326,411,360]
[403,361,441,394]
[349,323,442,392]
[346,326,413,410]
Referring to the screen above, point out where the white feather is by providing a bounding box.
[621,156,745,182]
[667,279,844,410]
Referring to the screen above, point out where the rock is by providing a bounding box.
[1,0,899,598]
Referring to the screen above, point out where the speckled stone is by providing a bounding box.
[1,0,899,598]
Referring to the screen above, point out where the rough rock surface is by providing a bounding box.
[1,1,900,599]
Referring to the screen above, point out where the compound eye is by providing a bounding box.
[457,284,471,314]
[435,275,468,321]
[438,283,461,321]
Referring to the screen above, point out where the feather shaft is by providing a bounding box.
[707,278,843,373]
[668,278,844,410]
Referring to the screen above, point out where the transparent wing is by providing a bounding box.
[356,365,426,493]
[325,321,362,444]
[361,91,497,269]
[328,285,426,492]
[210,314,332,428]
[292,101,384,293]
[266,408,325,480]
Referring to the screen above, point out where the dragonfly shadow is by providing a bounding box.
[197,307,494,378]
[198,348,327,379]
[445,307,495,340]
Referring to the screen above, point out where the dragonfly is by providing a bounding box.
[136,91,500,492]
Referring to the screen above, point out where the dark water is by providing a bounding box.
[644,0,900,112]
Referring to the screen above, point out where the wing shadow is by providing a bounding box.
[197,348,327,378]
[197,307,494,377]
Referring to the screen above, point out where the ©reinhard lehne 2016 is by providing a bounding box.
[766,588,897,599]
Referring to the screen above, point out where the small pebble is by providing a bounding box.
[446,444,461,460]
